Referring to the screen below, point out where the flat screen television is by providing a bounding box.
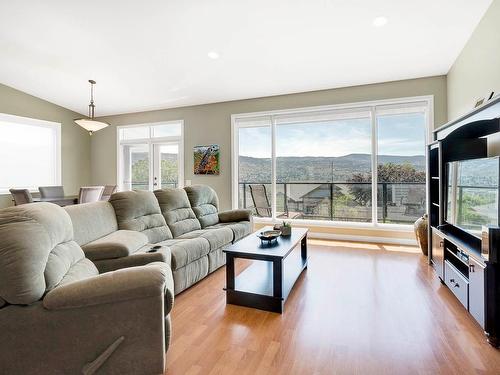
[445,156,500,238]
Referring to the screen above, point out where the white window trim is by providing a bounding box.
[116,120,184,191]
[230,95,434,231]
[0,113,61,194]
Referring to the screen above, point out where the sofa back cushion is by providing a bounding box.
[154,188,201,237]
[109,190,173,243]
[184,185,220,228]
[65,201,118,246]
[0,203,98,305]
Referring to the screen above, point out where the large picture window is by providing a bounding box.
[232,97,431,226]
[0,113,61,193]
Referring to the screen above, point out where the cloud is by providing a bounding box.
[238,114,426,158]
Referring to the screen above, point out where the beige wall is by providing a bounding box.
[447,0,500,121]
[93,75,447,212]
[0,83,91,208]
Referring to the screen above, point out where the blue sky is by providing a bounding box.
[239,113,426,158]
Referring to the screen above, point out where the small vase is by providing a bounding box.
[281,226,291,236]
[414,214,428,256]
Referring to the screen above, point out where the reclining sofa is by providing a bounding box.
[0,203,174,375]
[65,185,252,294]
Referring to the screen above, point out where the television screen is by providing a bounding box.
[446,156,500,237]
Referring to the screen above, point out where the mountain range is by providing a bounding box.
[239,153,425,183]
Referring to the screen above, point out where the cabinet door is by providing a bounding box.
[469,257,486,328]
[431,229,445,280]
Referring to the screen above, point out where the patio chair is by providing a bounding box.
[249,184,299,219]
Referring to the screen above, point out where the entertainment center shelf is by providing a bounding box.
[427,96,500,347]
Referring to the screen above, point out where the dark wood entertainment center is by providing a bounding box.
[428,95,500,347]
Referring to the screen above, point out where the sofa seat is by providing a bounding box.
[159,237,210,271]
[207,221,252,242]
[177,227,233,251]
[82,230,149,261]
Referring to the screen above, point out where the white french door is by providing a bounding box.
[118,121,184,191]
[152,142,180,190]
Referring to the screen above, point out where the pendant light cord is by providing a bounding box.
[88,80,96,119]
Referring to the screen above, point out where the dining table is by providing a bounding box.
[32,196,79,207]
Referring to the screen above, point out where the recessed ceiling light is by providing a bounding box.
[207,51,220,59]
[372,16,388,27]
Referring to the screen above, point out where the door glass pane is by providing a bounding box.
[158,144,179,188]
[238,126,272,216]
[377,112,426,224]
[275,117,372,222]
[152,123,182,138]
[121,144,149,190]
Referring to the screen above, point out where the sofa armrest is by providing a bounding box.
[82,230,149,261]
[43,262,174,314]
[218,209,253,223]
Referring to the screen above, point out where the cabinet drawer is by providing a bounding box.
[444,261,469,309]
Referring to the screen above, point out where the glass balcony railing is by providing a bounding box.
[239,181,426,224]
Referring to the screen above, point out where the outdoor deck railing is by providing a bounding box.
[239,181,426,224]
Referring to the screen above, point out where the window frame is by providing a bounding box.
[116,120,184,191]
[231,95,433,229]
[0,113,61,194]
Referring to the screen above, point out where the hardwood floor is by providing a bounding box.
[165,240,500,375]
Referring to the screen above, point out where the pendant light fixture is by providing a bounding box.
[74,79,109,135]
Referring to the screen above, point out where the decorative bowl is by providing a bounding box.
[257,230,281,243]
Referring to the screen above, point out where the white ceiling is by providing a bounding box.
[0,0,493,116]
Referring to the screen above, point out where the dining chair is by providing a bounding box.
[100,185,117,201]
[9,189,33,205]
[78,186,105,204]
[39,186,65,199]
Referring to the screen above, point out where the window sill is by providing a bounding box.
[252,216,415,232]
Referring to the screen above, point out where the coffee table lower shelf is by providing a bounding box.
[224,247,308,313]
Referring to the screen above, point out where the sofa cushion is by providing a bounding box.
[82,230,149,261]
[109,190,173,243]
[184,185,220,228]
[65,201,118,246]
[159,238,210,270]
[0,203,98,305]
[208,221,252,242]
[177,227,233,251]
[154,188,201,237]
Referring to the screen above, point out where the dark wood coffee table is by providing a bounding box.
[223,226,308,313]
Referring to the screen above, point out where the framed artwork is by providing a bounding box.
[474,98,485,108]
[194,145,220,175]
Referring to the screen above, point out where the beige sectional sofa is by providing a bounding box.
[0,202,174,375]
[65,195,172,274]
[65,185,252,294]
[0,184,250,374]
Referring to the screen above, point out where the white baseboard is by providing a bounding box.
[308,231,418,246]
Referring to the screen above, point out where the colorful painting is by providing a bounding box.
[194,145,220,175]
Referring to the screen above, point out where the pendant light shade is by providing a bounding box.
[74,80,109,135]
